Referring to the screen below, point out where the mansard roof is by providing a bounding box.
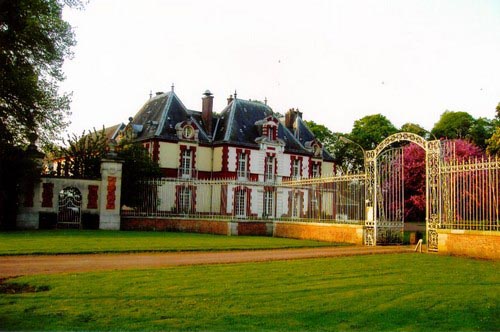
[122,90,333,160]
[130,91,211,143]
[212,98,308,154]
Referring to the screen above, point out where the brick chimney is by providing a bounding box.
[285,108,302,131]
[202,90,214,136]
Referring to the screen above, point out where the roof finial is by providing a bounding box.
[264,97,268,105]
[171,83,175,92]
[149,90,152,99]
[234,89,237,99]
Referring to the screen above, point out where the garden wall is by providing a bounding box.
[121,218,360,243]
[274,221,364,245]
[121,217,230,235]
[437,229,500,260]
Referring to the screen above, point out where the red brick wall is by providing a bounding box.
[438,230,500,260]
[237,222,268,236]
[274,222,363,245]
[121,217,229,235]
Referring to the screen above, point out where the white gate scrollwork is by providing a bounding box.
[57,187,82,229]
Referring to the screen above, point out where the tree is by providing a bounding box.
[431,110,475,140]
[401,139,483,221]
[303,120,335,150]
[57,128,108,179]
[118,141,162,208]
[0,0,81,227]
[0,0,81,146]
[468,117,494,150]
[400,123,428,138]
[350,114,398,150]
[486,102,500,156]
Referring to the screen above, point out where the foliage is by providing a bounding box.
[400,139,484,221]
[0,0,82,147]
[57,128,108,178]
[486,102,500,155]
[350,114,398,150]
[431,110,475,140]
[400,123,429,138]
[303,120,335,149]
[0,143,41,229]
[118,141,162,208]
[0,255,497,331]
[486,126,500,156]
[468,117,495,150]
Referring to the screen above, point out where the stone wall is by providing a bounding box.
[437,229,500,260]
[274,221,364,245]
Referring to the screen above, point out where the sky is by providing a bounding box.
[61,0,500,136]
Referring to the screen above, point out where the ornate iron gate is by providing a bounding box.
[57,187,82,229]
[364,132,441,250]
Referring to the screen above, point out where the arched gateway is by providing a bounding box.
[364,132,441,250]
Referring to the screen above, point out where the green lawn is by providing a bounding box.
[0,230,343,255]
[0,254,498,331]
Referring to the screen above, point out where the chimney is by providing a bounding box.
[285,108,300,131]
[202,90,214,136]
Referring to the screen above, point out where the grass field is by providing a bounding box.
[0,230,344,255]
[0,254,498,331]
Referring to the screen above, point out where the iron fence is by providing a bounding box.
[121,174,366,224]
[440,156,500,231]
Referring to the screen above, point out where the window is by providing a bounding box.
[235,189,246,218]
[237,152,248,179]
[263,190,274,217]
[291,192,300,218]
[180,149,192,178]
[292,159,301,179]
[183,126,194,139]
[265,156,275,182]
[312,163,320,178]
[267,126,275,140]
[178,187,191,214]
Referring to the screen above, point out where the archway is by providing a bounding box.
[364,132,440,250]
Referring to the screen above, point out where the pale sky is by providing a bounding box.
[61,0,500,136]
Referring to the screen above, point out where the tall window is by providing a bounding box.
[292,192,300,218]
[180,149,192,178]
[178,187,191,214]
[292,159,301,179]
[235,189,246,218]
[312,163,320,178]
[263,190,274,217]
[265,156,275,182]
[237,152,248,179]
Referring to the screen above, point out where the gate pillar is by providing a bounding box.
[99,158,123,230]
[426,140,441,251]
[364,150,376,245]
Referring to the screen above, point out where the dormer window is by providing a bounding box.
[175,121,199,141]
[183,125,194,139]
[267,128,274,140]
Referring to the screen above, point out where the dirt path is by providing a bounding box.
[0,246,414,278]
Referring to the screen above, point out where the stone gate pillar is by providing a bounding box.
[99,158,123,230]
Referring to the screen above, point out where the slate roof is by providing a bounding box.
[124,91,333,159]
[130,92,210,143]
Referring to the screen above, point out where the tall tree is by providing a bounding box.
[0,0,81,228]
[0,0,81,146]
[350,114,398,150]
[431,110,475,140]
